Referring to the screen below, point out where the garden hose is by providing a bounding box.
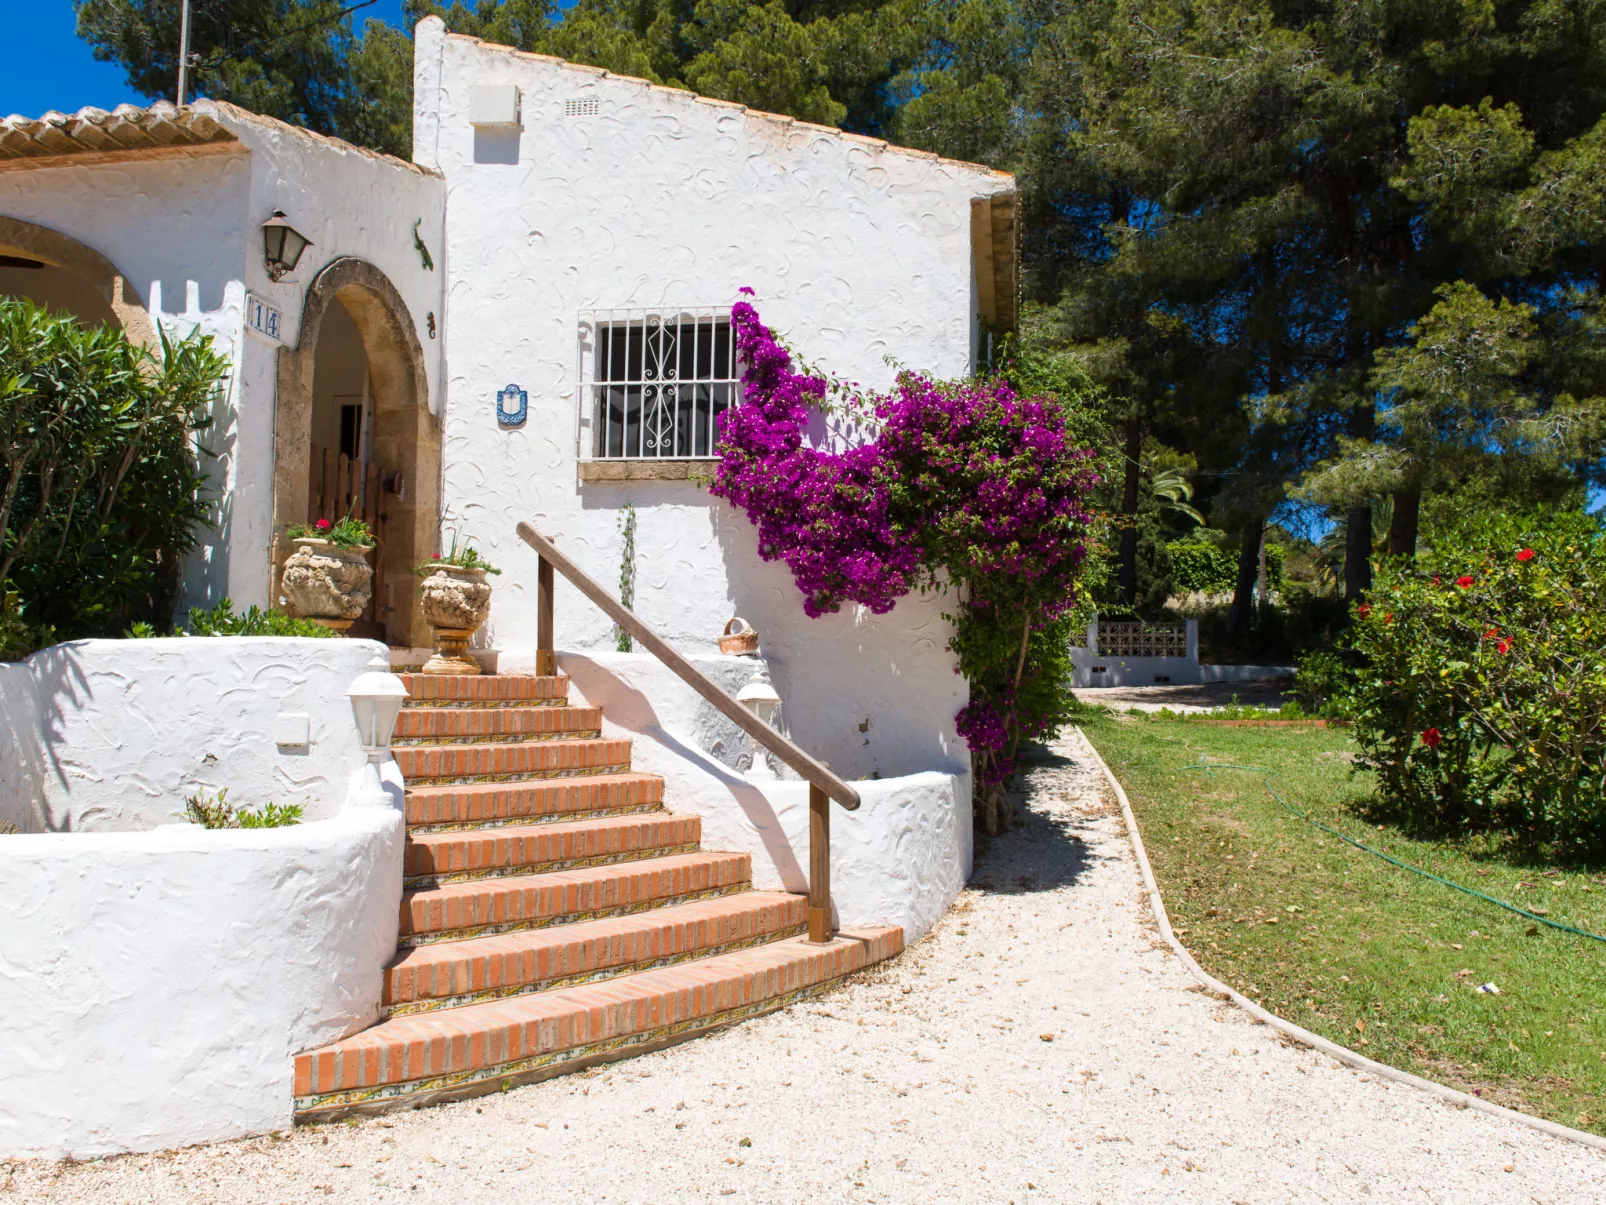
[1156,736,1606,945]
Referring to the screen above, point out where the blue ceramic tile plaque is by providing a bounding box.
[496,383,527,427]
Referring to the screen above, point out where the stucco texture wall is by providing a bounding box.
[2,637,384,832]
[0,805,402,1159]
[561,652,971,940]
[416,20,1002,779]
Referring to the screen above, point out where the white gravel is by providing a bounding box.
[8,730,1603,1204]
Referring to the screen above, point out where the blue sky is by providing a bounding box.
[1,0,411,118]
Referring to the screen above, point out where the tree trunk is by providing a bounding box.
[1344,503,1372,601]
[1345,404,1375,602]
[1388,486,1421,559]
[1227,517,1263,641]
[1117,416,1141,607]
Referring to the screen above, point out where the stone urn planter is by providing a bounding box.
[418,564,493,674]
[280,538,372,631]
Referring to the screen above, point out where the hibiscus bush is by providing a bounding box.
[712,298,1099,833]
[1347,508,1606,852]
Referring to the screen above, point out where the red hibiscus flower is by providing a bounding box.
[315,518,331,531]
[1455,575,1474,588]
[1422,727,1442,748]
[1355,603,1371,618]
[1484,629,1498,640]
[1517,548,1536,562]
[1497,639,1512,654]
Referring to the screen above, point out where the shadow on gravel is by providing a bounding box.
[967,747,1108,898]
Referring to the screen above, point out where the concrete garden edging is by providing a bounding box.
[1074,725,1606,1155]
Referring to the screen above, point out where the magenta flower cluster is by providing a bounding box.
[711,300,1098,784]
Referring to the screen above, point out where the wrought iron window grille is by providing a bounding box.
[576,307,740,460]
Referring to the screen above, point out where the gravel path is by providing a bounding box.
[1073,680,1292,712]
[8,731,1603,1204]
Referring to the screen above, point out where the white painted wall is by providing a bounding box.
[0,637,385,832]
[0,804,403,1159]
[0,106,445,617]
[561,652,971,941]
[416,19,1004,778]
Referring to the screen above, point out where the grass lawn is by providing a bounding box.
[1078,710,1606,1135]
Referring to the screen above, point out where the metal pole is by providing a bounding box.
[176,0,192,107]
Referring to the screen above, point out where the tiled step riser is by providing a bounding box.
[399,674,570,705]
[404,843,702,889]
[399,853,753,946]
[404,775,665,831]
[394,706,603,745]
[384,894,809,1015]
[293,931,903,1119]
[396,739,633,785]
[399,883,751,947]
[405,815,702,886]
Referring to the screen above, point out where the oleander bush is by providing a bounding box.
[1346,508,1606,852]
[0,298,227,655]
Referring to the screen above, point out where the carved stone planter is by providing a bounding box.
[280,538,372,629]
[419,565,492,675]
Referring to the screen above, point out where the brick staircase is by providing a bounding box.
[293,672,903,1121]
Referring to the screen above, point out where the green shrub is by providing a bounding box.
[1168,541,1283,594]
[179,598,338,638]
[1346,508,1606,852]
[1292,648,1351,717]
[184,788,303,829]
[0,299,227,652]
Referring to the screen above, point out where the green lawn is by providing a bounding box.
[1078,710,1606,1134]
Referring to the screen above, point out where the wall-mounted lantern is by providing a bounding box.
[262,210,312,282]
[347,653,409,806]
[737,664,782,780]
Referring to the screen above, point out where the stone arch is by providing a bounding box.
[273,256,440,648]
[0,215,159,347]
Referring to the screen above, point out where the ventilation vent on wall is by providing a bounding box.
[564,97,600,117]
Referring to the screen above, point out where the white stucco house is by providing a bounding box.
[0,16,1020,1158]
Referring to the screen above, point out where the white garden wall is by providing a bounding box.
[0,637,386,831]
[413,18,1005,779]
[561,652,971,941]
[0,804,403,1160]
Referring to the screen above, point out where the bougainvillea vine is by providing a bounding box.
[711,299,1099,833]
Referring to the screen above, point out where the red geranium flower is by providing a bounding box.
[1517,548,1536,562]
[1422,727,1442,748]
[432,552,441,559]
[315,518,331,531]
[1454,575,1474,588]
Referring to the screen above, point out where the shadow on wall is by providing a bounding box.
[0,661,55,832]
[559,652,808,892]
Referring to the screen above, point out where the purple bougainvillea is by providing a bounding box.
[710,300,1098,828]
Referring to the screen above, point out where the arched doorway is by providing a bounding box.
[273,258,439,649]
[0,216,158,345]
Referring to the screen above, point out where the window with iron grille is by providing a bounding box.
[577,308,739,459]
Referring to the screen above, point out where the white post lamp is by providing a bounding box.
[347,654,409,805]
[262,210,312,281]
[736,664,782,780]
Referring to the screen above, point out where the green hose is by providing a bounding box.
[1165,743,1606,945]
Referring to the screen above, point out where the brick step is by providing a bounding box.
[404,812,703,888]
[395,737,633,785]
[294,927,904,1119]
[398,850,752,945]
[383,891,808,1016]
[404,773,666,831]
[394,705,603,745]
[399,674,570,707]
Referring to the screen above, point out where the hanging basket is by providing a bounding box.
[718,616,760,656]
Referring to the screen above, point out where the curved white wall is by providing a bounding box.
[561,652,971,941]
[0,805,403,1159]
[2,636,385,832]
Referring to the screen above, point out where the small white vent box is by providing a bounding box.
[470,85,521,129]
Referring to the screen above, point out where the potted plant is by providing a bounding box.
[280,515,376,632]
[416,534,500,674]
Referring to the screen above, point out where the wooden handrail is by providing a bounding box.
[518,521,856,943]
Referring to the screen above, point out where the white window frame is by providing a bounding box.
[575,306,742,461]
